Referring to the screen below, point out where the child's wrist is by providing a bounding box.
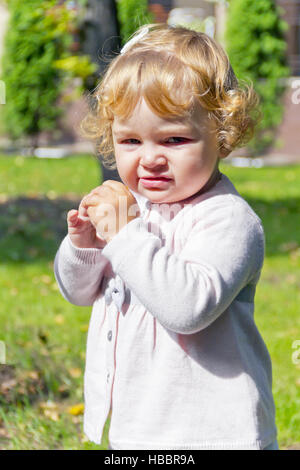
[68,234,105,250]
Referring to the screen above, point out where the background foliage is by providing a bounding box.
[117,0,153,45]
[225,0,290,155]
[0,0,95,144]
[1,0,71,142]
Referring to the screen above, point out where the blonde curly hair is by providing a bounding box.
[81,24,261,169]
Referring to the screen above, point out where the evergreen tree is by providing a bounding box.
[1,0,73,144]
[225,0,290,154]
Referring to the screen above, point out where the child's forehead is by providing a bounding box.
[112,98,211,131]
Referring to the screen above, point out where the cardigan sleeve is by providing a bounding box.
[54,235,109,306]
[101,199,265,334]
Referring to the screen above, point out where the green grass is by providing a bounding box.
[0,154,299,449]
[0,154,101,197]
[0,154,104,450]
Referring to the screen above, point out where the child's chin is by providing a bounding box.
[146,193,178,204]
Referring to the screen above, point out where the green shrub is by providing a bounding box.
[225,0,290,155]
[117,0,153,45]
[1,0,76,143]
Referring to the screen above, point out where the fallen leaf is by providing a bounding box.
[286,274,297,284]
[43,409,60,421]
[41,275,52,285]
[39,400,58,410]
[54,314,65,325]
[26,370,39,380]
[69,368,81,378]
[0,194,8,203]
[39,401,60,421]
[71,416,82,424]
[1,378,17,392]
[27,191,39,199]
[0,427,10,439]
[68,403,84,416]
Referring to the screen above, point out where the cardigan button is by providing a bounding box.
[107,330,112,341]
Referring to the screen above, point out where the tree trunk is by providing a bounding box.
[82,0,121,182]
[83,0,121,76]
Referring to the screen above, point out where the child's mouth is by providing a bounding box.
[139,177,173,189]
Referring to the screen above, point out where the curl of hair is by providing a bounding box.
[80,24,262,169]
[213,79,262,158]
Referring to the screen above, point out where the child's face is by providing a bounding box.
[112,98,220,204]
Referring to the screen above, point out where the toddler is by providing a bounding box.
[54,24,278,450]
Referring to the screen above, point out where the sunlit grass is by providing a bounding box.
[0,154,101,197]
[0,155,299,449]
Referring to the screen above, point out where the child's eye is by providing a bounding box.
[165,137,189,144]
[122,138,140,145]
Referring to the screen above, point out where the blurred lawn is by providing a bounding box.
[0,154,299,449]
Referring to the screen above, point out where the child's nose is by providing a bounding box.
[140,148,167,168]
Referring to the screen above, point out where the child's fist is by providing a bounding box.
[81,181,140,243]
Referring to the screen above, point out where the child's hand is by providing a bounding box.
[67,203,106,249]
[79,180,140,244]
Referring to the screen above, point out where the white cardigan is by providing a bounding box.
[54,174,277,450]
